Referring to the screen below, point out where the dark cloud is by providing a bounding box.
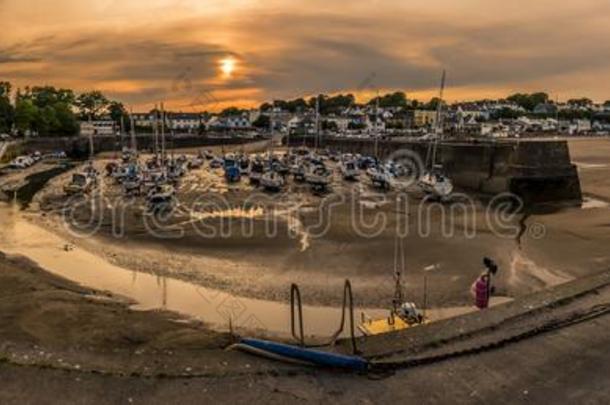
[2,1,610,107]
[0,54,40,64]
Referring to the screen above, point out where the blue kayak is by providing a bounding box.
[234,338,368,372]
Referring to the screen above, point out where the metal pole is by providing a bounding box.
[423,273,428,320]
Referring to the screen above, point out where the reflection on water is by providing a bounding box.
[0,202,490,338]
[581,197,610,209]
[0,202,385,337]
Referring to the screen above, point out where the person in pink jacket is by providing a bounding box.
[471,257,498,310]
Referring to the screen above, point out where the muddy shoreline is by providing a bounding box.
[11,145,609,312]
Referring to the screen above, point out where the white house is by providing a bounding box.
[79,120,115,136]
[169,113,202,132]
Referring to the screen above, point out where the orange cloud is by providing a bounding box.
[2,0,610,111]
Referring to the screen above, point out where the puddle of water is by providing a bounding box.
[0,202,494,338]
[508,250,572,287]
[0,203,385,337]
[581,197,610,209]
[574,161,608,170]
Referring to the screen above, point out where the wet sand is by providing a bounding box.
[1,202,511,337]
[0,251,233,364]
[25,146,610,313]
[569,137,610,201]
[1,140,610,403]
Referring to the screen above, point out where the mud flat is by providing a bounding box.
[1,144,610,402]
[24,150,607,314]
[2,202,511,338]
[569,137,610,201]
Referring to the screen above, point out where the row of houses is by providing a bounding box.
[132,112,258,132]
[79,101,610,138]
[81,111,260,136]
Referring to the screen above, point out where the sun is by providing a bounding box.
[220,57,236,78]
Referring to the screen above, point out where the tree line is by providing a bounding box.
[2,81,610,137]
[0,82,129,137]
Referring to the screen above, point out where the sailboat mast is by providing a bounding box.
[153,104,159,159]
[435,70,446,137]
[315,95,320,151]
[374,90,380,158]
[431,69,446,167]
[269,103,274,155]
[160,102,166,161]
[88,115,94,160]
[120,115,125,150]
[129,107,136,152]
[392,233,406,313]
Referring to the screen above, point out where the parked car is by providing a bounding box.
[10,156,34,169]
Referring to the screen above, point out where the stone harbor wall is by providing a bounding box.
[288,136,582,204]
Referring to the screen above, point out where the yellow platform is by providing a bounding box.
[359,316,423,336]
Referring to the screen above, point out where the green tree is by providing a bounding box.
[108,101,131,131]
[507,92,549,111]
[29,86,75,109]
[259,102,272,112]
[14,97,38,135]
[220,106,245,117]
[425,97,444,111]
[307,94,355,115]
[367,91,407,108]
[492,107,521,120]
[54,102,79,135]
[77,91,109,120]
[0,81,14,133]
[14,86,79,136]
[567,98,593,108]
[252,114,270,129]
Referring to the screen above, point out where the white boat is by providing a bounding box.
[147,184,176,213]
[260,171,285,192]
[293,164,307,182]
[64,173,95,195]
[369,166,392,190]
[418,70,454,200]
[249,160,264,184]
[122,175,142,196]
[209,157,223,169]
[305,165,331,186]
[339,160,359,181]
[188,156,204,169]
[418,170,453,198]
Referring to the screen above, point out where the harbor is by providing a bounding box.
[0,135,609,402]
[1,136,609,331]
[2,0,610,400]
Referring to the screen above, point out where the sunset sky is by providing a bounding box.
[1,0,610,111]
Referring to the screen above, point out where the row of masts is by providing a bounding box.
[111,103,170,163]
